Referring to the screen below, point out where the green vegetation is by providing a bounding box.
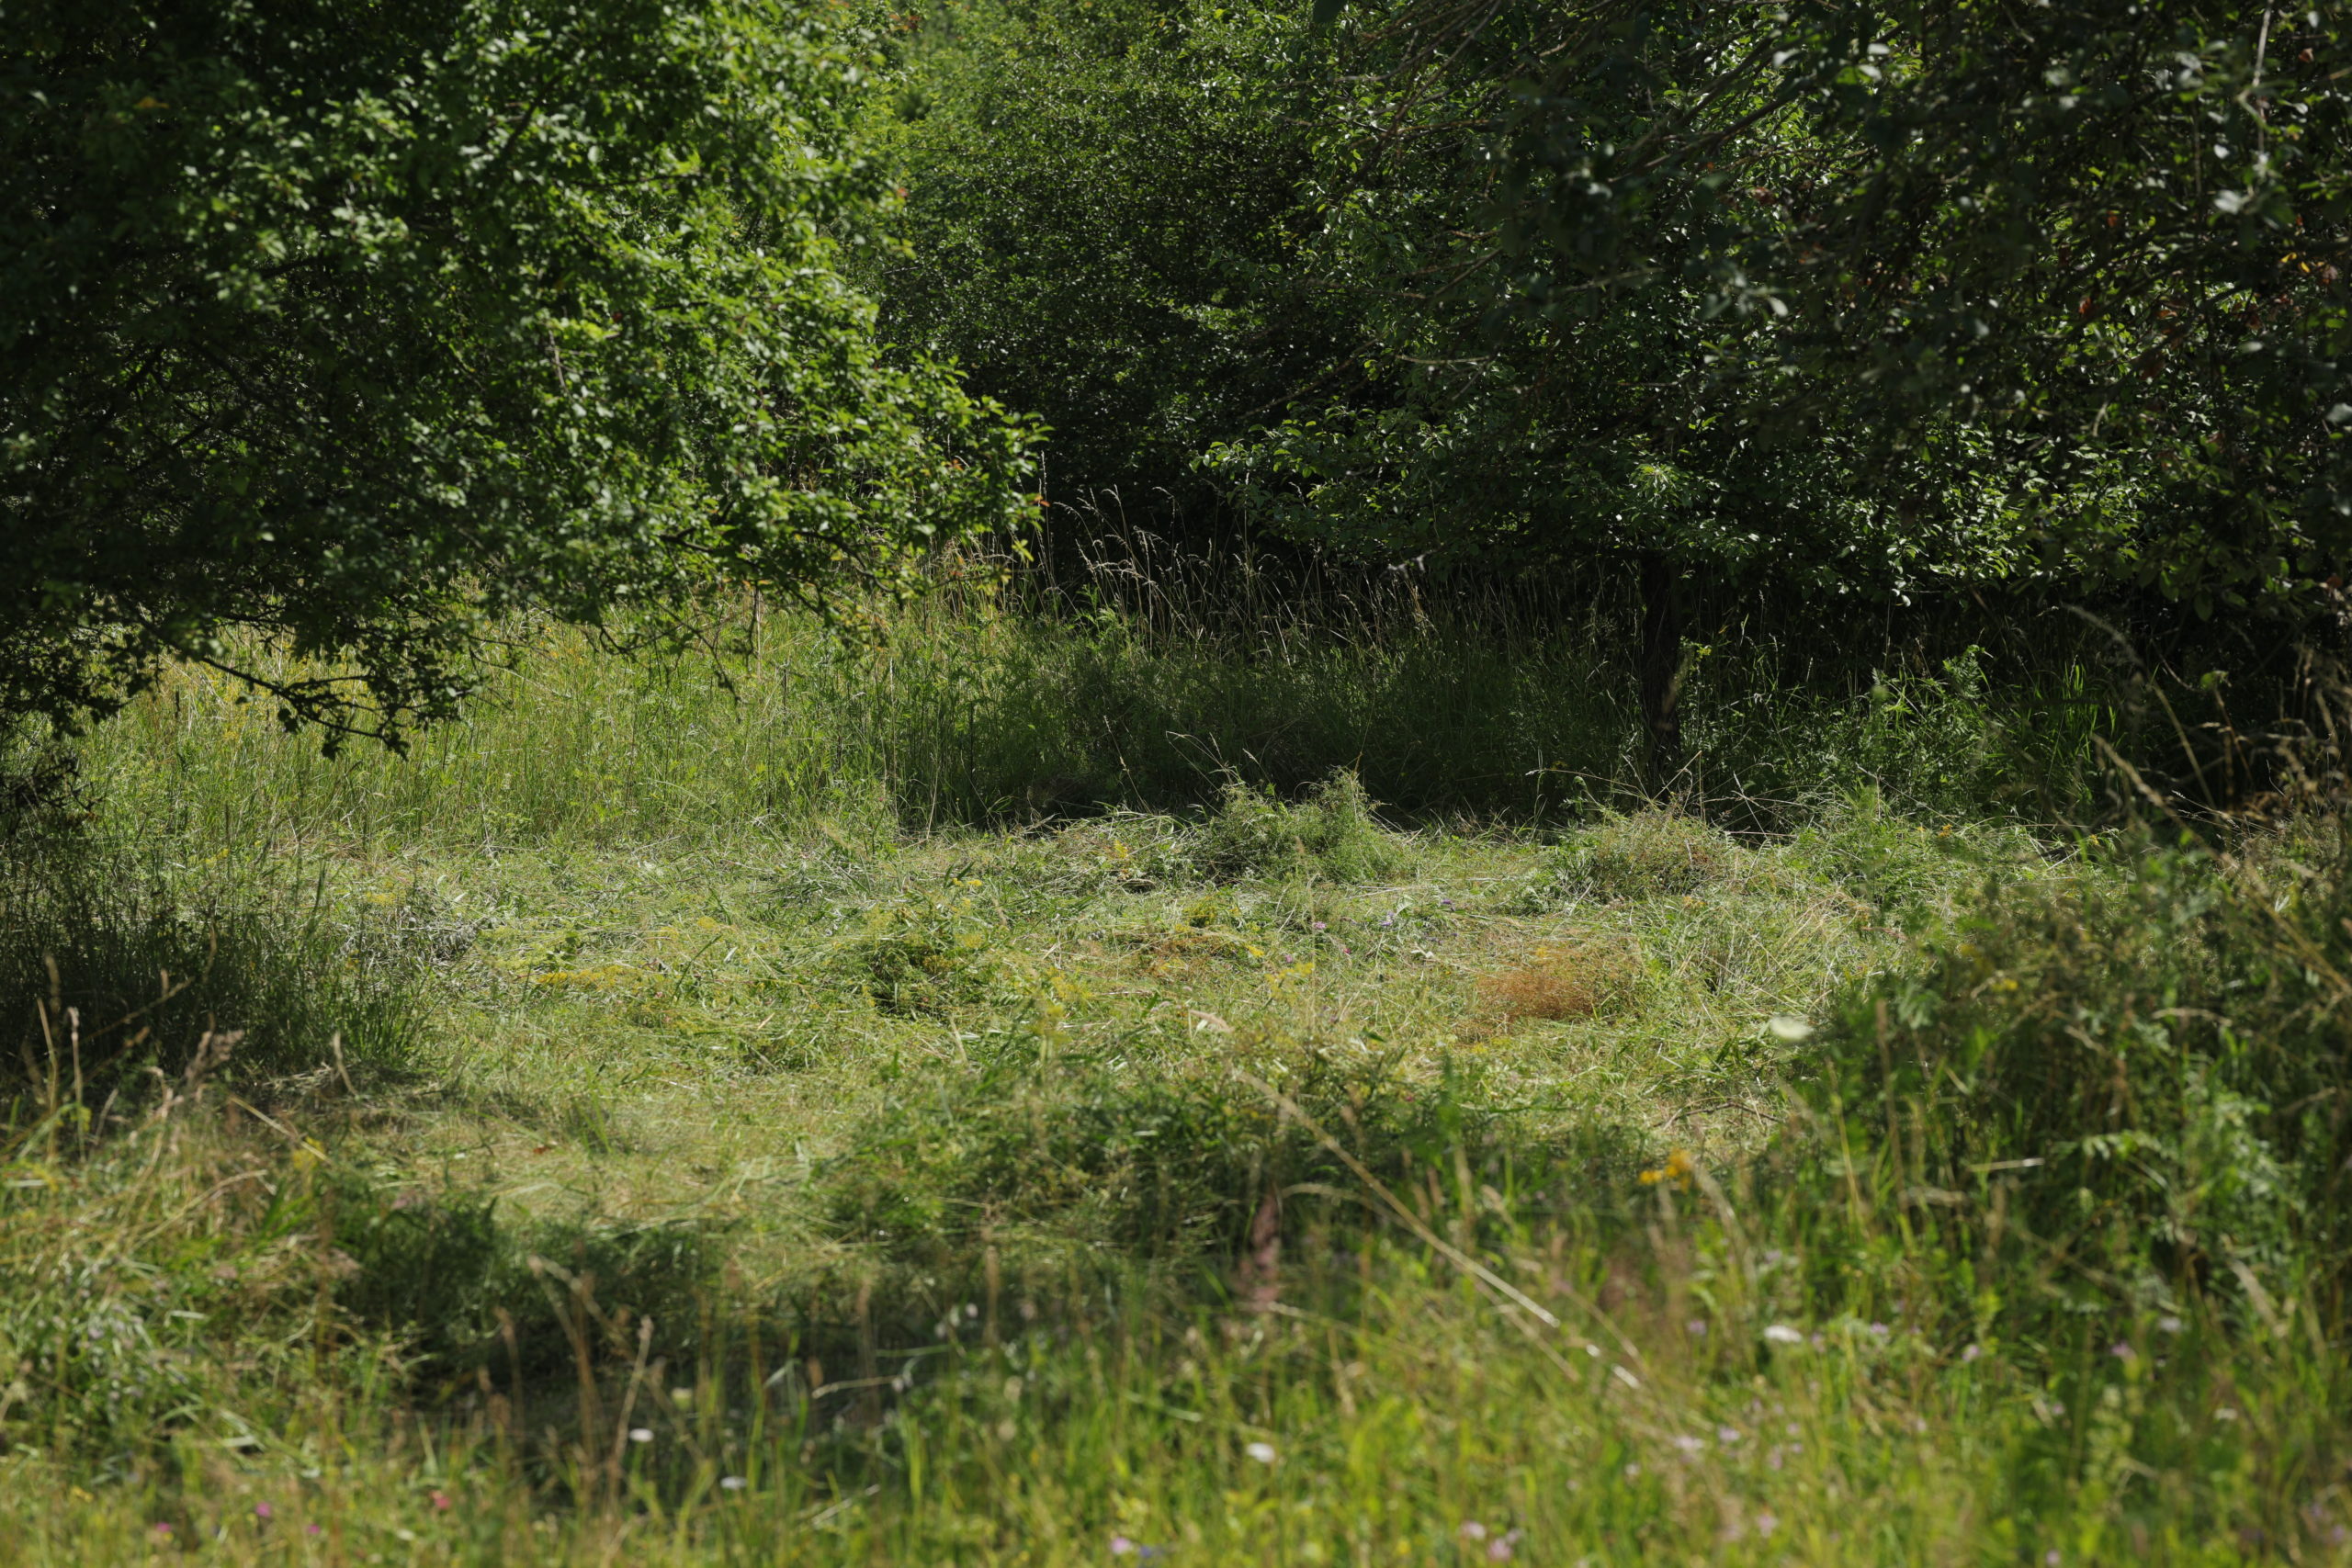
[5,0,2350,1562]
[1,611,2346,1563]
[872,0,2346,781]
[3,0,1029,741]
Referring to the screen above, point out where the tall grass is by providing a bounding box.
[7,1020,2347,1562]
[55,540,2114,858]
[0,844,428,1107]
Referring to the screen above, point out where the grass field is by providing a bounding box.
[2,613,2345,1565]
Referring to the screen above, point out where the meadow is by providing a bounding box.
[2,587,2346,1566]
[11,0,2347,1559]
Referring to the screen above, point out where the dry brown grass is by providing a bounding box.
[1471,942,1637,1033]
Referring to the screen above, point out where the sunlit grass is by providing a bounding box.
[1,611,2321,1565]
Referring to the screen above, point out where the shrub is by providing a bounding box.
[1808,821,2352,1314]
[1828,652,2008,820]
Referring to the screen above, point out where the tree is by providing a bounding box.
[867,0,1343,531]
[1197,3,1970,786]
[869,0,2346,793]
[1760,0,2352,618]
[1345,0,2352,615]
[873,0,2007,786]
[1,0,1032,747]
[1211,0,2349,782]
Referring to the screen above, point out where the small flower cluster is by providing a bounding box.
[1460,1520,1523,1562]
[1637,1148,1698,1190]
[1109,1536,1169,1560]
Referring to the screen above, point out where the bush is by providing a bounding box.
[1808,821,2352,1314]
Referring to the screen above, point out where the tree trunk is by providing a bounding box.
[1639,553,1685,800]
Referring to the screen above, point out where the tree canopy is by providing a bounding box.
[864,0,2346,781]
[6,0,2345,766]
[2,0,1031,745]
[1396,0,2352,613]
[878,0,2347,603]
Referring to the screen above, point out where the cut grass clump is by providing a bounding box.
[1783,787,2036,917]
[1193,771,1408,885]
[1511,809,1727,909]
[836,900,1012,1018]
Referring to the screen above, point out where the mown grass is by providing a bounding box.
[1,601,2342,1564]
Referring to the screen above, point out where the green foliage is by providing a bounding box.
[0,722,87,834]
[6,0,2352,1514]
[836,895,1013,1016]
[874,0,2349,750]
[1193,772,1408,884]
[1757,2,2352,613]
[1283,0,2352,613]
[1817,654,2007,819]
[1679,643,2117,829]
[0,845,425,1100]
[1813,824,2352,1315]
[0,0,1030,742]
[62,594,2120,856]
[0,1119,718,1461]
[869,0,1328,513]
[0,1130,359,1460]
[8,640,2352,1556]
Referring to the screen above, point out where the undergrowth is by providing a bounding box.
[42,588,2112,852]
